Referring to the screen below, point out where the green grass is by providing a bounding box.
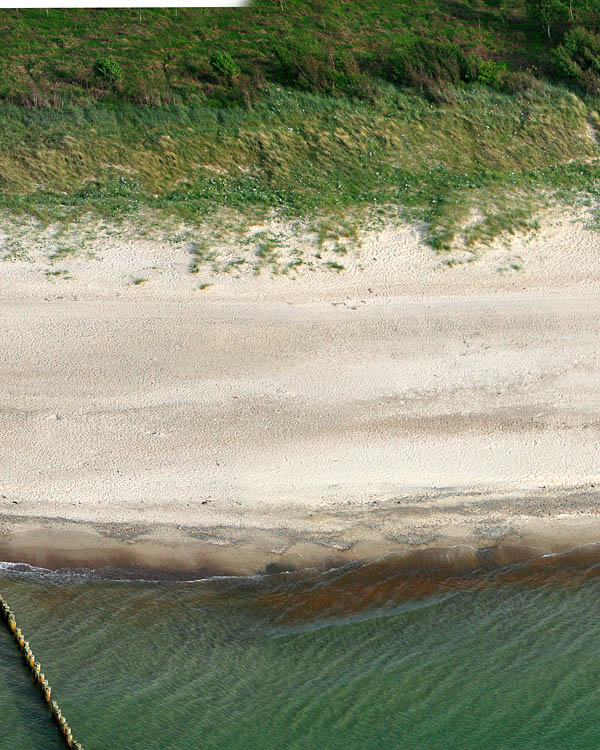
[0,4,550,107]
[1,5,600,254]
[1,83,599,250]
[44,268,72,279]
[48,245,78,263]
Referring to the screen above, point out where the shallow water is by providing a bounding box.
[2,550,600,749]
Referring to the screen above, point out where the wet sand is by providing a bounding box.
[2,483,600,577]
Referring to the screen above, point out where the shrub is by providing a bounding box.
[552,27,600,92]
[271,40,317,89]
[477,59,508,86]
[94,57,123,85]
[553,44,583,79]
[209,52,240,81]
[271,41,376,99]
[375,39,473,90]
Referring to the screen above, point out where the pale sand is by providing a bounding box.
[1,211,599,573]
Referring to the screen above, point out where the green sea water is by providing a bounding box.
[1,551,600,749]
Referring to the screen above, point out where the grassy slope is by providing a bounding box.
[0,3,548,105]
[1,4,599,251]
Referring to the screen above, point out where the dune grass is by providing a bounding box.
[1,83,599,250]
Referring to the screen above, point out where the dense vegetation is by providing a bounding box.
[2,1,600,106]
[1,2,600,250]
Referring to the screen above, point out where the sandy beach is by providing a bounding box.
[1,212,599,574]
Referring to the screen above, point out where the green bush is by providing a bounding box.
[93,57,123,85]
[553,44,583,79]
[476,59,508,87]
[271,41,375,99]
[375,39,473,90]
[271,41,311,88]
[552,27,600,92]
[209,52,240,81]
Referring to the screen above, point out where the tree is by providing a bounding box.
[526,0,569,38]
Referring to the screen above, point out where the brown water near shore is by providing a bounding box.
[243,543,600,623]
[4,516,600,624]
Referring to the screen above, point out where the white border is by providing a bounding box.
[0,1,251,7]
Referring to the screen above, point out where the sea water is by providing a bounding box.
[1,549,600,749]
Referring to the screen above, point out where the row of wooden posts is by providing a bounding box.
[0,592,84,749]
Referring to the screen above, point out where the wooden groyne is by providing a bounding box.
[0,592,84,749]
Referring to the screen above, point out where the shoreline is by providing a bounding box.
[2,483,600,577]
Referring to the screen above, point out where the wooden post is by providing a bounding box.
[1,594,84,748]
